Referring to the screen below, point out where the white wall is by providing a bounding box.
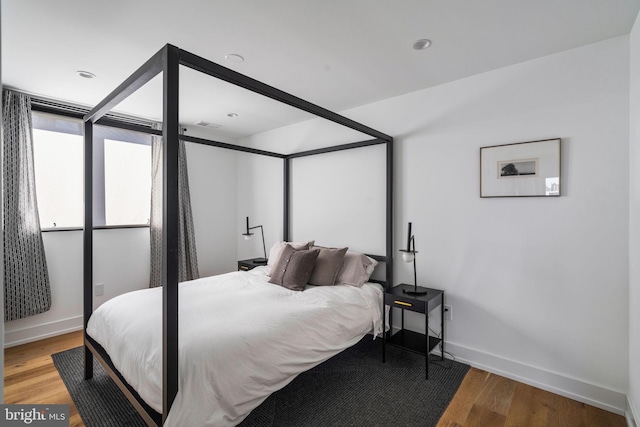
[4,140,238,347]
[3,229,149,346]
[628,11,640,425]
[389,36,629,414]
[290,145,386,254]
[236,152,283,260]
[241,36,631,414]
[378,37,630,414]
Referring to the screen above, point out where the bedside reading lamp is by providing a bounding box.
[242,216,267,264]
[399,222,427,296]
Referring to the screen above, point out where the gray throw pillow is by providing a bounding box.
[309,246,348,286]
[268,244,320,291]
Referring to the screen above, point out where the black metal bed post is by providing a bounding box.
[83,120,94,380]
[81,44,166,425]
[283,158,290,242]
[386,138,393,288]
[383,138,394,362]
[162,45,180,423]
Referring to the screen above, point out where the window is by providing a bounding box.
[33,114,83,228]
[32,112,152,229]
[103,138,151,225]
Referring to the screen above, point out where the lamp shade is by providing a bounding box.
[401,251,415,262]
[399,221,427,296]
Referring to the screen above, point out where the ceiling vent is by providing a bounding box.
[195,121,222,129]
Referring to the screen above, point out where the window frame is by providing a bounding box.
[32,110,155,231]
[94,124,152,228]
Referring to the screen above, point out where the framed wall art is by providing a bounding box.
[480,138,560,198]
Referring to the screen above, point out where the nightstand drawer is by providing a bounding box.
[238,258,268,271]
[384,293,425,313]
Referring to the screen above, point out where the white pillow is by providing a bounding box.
[334,251,378,287]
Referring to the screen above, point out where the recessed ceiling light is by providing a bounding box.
[227,113,238,118]
[412,39,432,50]
[224,54,244,63]
[76,70,96,79]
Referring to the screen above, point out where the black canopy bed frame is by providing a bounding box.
[82,44,394,426]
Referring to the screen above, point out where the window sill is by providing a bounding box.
[41,224,150,232]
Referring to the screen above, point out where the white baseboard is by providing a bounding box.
[437,340,627,416]
[628,393,639,427]
[4,315,83,348]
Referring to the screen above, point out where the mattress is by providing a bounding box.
[86,266,384,426]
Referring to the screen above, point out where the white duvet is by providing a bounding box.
[86,266,384,426]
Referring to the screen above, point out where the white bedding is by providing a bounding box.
[86,266,384,426]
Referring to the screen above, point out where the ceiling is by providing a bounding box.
[3,0,639,139]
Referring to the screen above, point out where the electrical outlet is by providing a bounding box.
[444,305,452,321]
[95,283,104,297]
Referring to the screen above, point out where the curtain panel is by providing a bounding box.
[149,126,199,287]
[2,90,51,321]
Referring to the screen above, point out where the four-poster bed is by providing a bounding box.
[82,44,394,426]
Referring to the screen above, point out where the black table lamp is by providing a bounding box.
[399,222,427,296]
[242,216,267,264]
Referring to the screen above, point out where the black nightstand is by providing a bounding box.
[383,284,444,379]
[237,258,268,271]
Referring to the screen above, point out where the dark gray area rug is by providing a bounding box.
[52,347,147,427]
[53,337,469,427]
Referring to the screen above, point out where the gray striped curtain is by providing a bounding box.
[2,90,51,321]
[149,126,199,287]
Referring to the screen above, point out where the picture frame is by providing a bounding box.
[480,138,561,198]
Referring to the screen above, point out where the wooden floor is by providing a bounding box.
[4,331,628,427]
[4,330,84,427]
[436,367,627,427]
